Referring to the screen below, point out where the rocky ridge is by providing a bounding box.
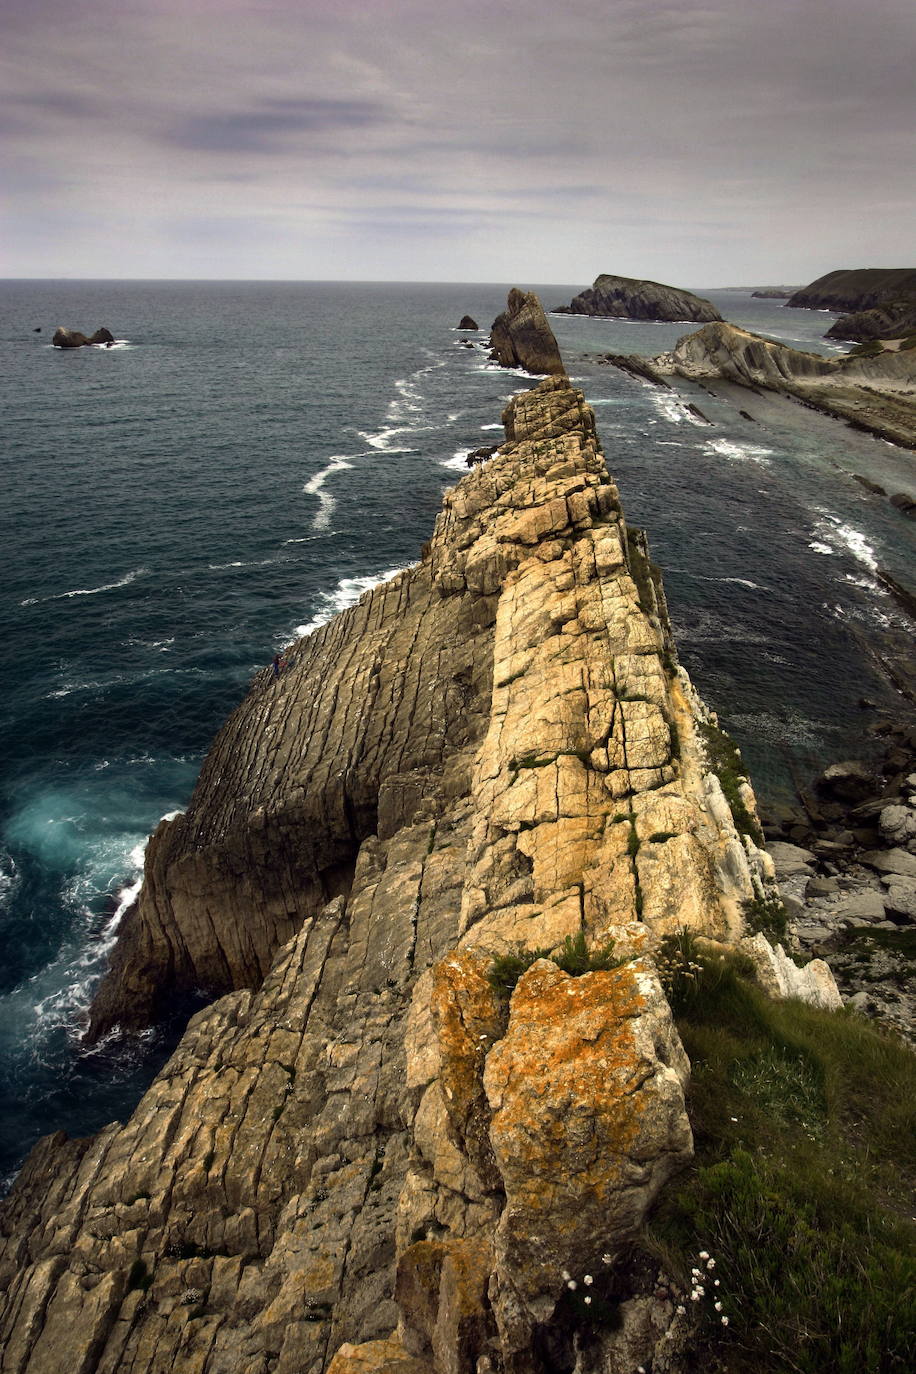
[1,360,818,1374]
[554,274,722,324]
[646,320,916,450]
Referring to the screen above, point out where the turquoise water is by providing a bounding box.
[1,280,912,1186]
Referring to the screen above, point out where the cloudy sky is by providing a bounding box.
[2,0,913,285]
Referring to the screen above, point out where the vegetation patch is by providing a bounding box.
[647,931,916,1373]
[699,721,763,844]
[488,931,625,1000]
[741,892,788,940]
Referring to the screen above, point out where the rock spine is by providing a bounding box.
[0,362,776,1374]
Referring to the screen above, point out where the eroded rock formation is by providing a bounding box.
[647,321,916,450]
[555,274,722,324]
[488,290,566,375]
[0,374,779,1374]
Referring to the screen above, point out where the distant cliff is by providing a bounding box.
[647,321,916,450]
[555,274,722,323]
[787,267,916,342]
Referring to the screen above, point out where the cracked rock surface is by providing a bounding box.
[1,376,773,1374]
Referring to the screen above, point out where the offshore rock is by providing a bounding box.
[488,289,565,375]
[52,327,115,348]
[0,375,774,1374]
[457,316,479,331]
[555,274,722,324]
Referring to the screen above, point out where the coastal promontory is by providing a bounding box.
[555,273,722,323]
[0,313,808,1373]
[787,267,916,341]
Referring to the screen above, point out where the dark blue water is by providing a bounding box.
[1,280,913,1186]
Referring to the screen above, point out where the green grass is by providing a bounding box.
[488,932,624,999]
[699,722,763,844]
[647,935,916,1373]
[741,893,789,941]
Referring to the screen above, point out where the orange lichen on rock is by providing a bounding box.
[483,958,691,1352]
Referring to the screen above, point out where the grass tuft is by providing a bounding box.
[647,931,916,1373]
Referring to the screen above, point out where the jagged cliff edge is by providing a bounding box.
[0,367,836,1374]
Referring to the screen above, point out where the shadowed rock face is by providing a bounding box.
[488,289,566,375]
[0,376,776,1374]
[555,274,722,324]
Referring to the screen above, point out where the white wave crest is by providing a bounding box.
[293,565,411,639]
[809,512,879,572]
[22,567,148,606]
[303,455,354,530]
[703,438,773,465]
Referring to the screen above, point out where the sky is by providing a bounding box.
[2,0,914,285]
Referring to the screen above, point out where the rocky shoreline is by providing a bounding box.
[762,721,916,1046]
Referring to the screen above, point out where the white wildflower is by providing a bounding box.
[721,1315,729,1326]
[706,1258,716,1270]
[567,1280,577,1291]
[715,1301,723,1312]
[699,1250,709,1260]
[584,1296,591,1305]
[583,1274,593,1286]
[561,1270,570,1281]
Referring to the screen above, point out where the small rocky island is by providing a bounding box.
[787,267,916,342]
[52,326,116,348]
[554,272,722,323]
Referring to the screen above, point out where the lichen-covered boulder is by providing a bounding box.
[483,958,692,1358]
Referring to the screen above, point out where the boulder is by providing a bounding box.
[741,934,843,1011]
[879,804,916,850]
[483,959,692,1361]
[859,848,916,878]
[814,760,879,803]
[766,841,816,877]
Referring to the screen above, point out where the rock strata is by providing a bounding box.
[2,374,786,1374]
[646,321,916,450]
[488,289,565,375]
[555,274,722,324]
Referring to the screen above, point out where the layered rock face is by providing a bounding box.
[555,274,722,324]
[657,321,916,449]
[487,289,565,375]
[0,376,774,1374]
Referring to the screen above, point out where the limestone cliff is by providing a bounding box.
[651,321,916,450]
[555,274,722,324]
[0,375,778,1374]
[487,290,566,375]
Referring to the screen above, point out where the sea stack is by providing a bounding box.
[555,273,722,323]
[488,287,566,374]
[0,369,800,1374]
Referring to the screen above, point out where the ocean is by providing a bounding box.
[1,280,913,1188]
